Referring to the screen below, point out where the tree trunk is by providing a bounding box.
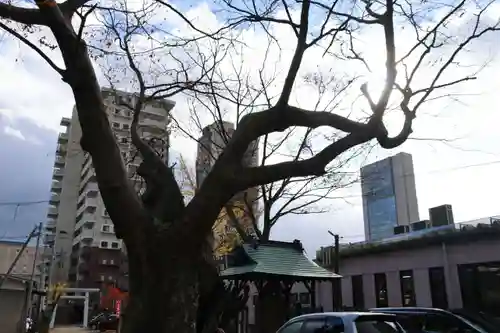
[120,229,218,333]
[120,252,200,333]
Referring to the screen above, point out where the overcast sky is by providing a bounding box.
[0,1,500,256]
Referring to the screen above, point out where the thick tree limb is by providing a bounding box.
[31,1,147,245]
[131,107,185,222]
[237,132,372,188]
[0,3,44,25]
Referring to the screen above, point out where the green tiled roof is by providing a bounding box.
[220,241,341,280]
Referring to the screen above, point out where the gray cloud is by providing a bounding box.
[0,115,56,240]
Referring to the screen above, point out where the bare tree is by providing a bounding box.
[0,0,498,332]
[179,50,369,244]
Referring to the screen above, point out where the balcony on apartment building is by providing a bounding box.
[74,219,96,235]
[47,206,59,218]
[51,181,62,193]
[44,233,56,245]
[55,144,67,156]
[49,194,60,205]
[72,227,95,245]
[58,132,69,143]
[52,167,65,180]
[60,117,71,127]
[54,155,66,167]
[78,188,99,204]
[76,201,97,217]
[45,221,56,234]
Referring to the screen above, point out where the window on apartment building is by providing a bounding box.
[374,273,389,307]
[429,267,448,309]
[100,241,109,248]
[110,259,114,265]
[400,270,416,306]
[103,210,109,217]
[102,259,107,265]
[102,225,110,233]
[112,122,120,128]
[100,275,105,281]
[120,137,128,144]
[122,123,130,130]
[351,275,365,310]
[111,242,119,249]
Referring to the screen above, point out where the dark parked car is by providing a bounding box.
[89,312,119,332]
[370,307,500,333]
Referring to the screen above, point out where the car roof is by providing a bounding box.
[370,307,452,315]
[291,312,396,322]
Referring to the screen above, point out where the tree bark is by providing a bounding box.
[121,236,204,333]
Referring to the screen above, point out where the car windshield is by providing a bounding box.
[355,316,402,333]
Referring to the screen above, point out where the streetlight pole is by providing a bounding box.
[328,230,342,311]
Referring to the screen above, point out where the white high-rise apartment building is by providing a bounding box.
[41,88,174,289]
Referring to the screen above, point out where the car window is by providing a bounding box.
[355,318,400,333]
[280,320,304,333]
[394,314,425,333]
[325,316,345,333]
[302,318,326,333]
[424,314,473,333]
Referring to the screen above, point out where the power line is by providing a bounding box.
[0,200,49,206]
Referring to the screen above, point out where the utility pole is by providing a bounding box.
[328,230,342,311]
[0,225,38,290]
[23,223,42,330]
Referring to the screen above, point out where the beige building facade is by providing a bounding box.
[315,218,500,314]
[42,88,174,289]
[0,240,40,279]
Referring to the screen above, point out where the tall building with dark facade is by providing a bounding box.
[361,152,419,241]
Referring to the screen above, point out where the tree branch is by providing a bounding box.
[0,20,65,74]
[0,3,44,25]
[238,132,372,188]
[277,0,310,105]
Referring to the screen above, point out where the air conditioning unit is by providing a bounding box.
[411,220,429,231]
[429,205,454,227]
[394,225,410,235]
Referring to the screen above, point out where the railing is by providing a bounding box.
[58,132,69,142]
[47,207,58,217]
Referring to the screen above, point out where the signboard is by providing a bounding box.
[115,300,122,316]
